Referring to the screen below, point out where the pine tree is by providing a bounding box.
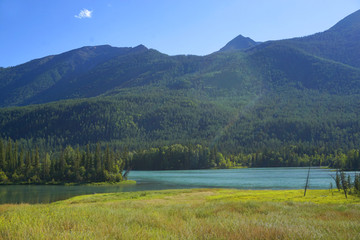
[25,151,32,179]
[18,147,24,172]
[85,144,91,169]
[354,174,360,193]
[95,143,102,180]
[42,153,51,181]
[335,170,341,191]
[104,144,111,171]
[74,147,81,181]
[5,138,12,173]
[0,139,5,171]
[12,141,18,173]
[50,153,56,180]
[59,150,66,180]
[34,146,40,170]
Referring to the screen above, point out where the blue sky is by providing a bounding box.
[0,0,359,67]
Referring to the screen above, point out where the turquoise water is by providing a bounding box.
[0,168,341,204]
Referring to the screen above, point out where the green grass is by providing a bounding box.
[0,189,359,239]
[209,189,360,204]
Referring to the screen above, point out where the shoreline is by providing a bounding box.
[0,180,136,186]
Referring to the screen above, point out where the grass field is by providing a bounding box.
[0,189,359,239]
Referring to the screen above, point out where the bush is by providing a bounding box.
[0,171,9,183]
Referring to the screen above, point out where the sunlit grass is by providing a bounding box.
[209,189,360,204]
[0,189,359,239]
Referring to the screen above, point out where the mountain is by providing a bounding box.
[219,35,260,51]
[0,9,360,156]
[262,9,360,68]
[1,9,360,107]
[0,44,149,106]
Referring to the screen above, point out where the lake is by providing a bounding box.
[0,167,342,204]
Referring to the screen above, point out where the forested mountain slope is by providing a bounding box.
[0,45,150,106]
[257,9,360,69]
[0,9,360,157]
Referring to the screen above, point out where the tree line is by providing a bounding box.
[130,144,360,170]
[1,138,359,184]
[0,138,126,184]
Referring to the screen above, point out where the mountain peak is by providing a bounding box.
[135,44,147,48]
[220,35,260,52]
[133,44,148,51]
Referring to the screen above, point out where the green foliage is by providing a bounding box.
[1,135,360,185]
[354,174,360,194]
[0,138,126,184]
[282,9,360,68]
[0,11,360,172]
[0,170,8,183]
[333,170,360,197]
[129,143,360,170]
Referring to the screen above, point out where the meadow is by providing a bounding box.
[0,188,359,239]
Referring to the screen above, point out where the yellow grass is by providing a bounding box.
[0,189,359,239]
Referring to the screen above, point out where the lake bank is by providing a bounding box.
[65,180,136,186]
[0,180,136,186]
[0,168,352,204]
[0,189,359,239]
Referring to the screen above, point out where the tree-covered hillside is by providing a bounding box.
[0,45,150,106]
[0,9,360,170]
[264,9,360,69]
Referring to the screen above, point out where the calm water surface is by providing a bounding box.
[0,168,342,204]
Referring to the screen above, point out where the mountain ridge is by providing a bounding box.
[0,44,152,106]
[0,10,360,154]
[269,9,360,68]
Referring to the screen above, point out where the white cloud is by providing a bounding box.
[75,9,93,19]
